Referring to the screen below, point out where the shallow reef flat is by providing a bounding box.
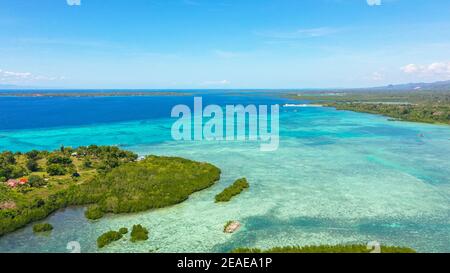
[1,97,450,253]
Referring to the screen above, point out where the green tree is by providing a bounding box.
[0,152,16,165]
[26,159,39,172]
[85,205,104,220]
[29,175,46,188]
[83,158,93,168]
[47,154,72,166]
[47,164,66,176]
[10,165,27,179]
[25,150,41,160]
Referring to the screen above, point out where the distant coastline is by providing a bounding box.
[282,90,450,126]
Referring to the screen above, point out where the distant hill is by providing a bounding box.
[2,80,450,92]
[367,80,450,91]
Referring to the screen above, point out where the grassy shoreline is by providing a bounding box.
[232,244,416,253]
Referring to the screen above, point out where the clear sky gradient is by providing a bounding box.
[1,0,449,89]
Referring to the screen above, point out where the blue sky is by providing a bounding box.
[0,0,449,89]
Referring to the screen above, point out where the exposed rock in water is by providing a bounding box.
[224,221,241,233]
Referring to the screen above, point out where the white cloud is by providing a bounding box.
[257,27,339,39]
[201,80,230,86]
[401,62,450,77]
[67,0,81,6]
[0,69,64,83]
[367,0,382,6]
[428,62,450,74]
[371,72,383,81]
[401,64,419,74]
[2,71,32,78]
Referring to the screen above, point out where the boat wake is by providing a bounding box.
[283,104,323,107]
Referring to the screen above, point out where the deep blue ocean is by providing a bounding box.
[0,92,287,131]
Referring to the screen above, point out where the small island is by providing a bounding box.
[215,178,249,203]
[130,225,149,242]
[96,224,149,248]
[32,223,53,233]
[0,146,221,236]
[97,230,123,248]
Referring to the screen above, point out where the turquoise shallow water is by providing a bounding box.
[0,104,450,253]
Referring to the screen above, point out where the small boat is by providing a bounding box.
[283,104,323,108]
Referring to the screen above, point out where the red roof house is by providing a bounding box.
[19,178,29,185]
[6,179,20,188]
[5,178,28,188]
